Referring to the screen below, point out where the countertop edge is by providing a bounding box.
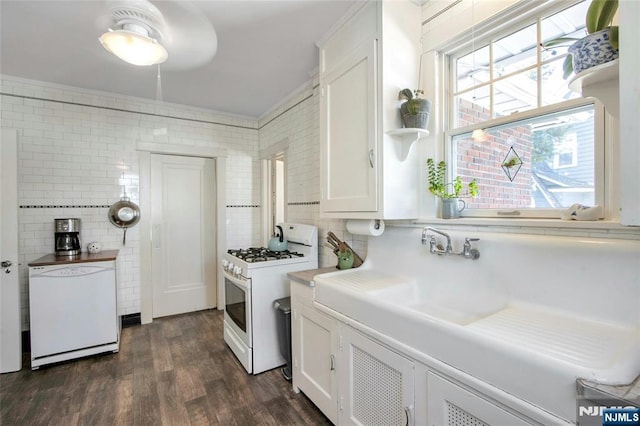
[288,267,338,286]
[28,250,119,266]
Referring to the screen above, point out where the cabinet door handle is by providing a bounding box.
[404,405,412,426]
[369,149,375,168]
[330,354,335,371]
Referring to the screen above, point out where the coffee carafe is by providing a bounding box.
[55,218,81,256]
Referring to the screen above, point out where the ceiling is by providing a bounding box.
[0,0,360,118]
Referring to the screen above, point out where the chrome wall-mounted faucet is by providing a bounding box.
[422,227,452,255]
[421,227,480,259]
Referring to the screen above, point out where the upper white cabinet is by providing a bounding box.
[618,0,640,226]
[319,1,422,219]
[321,39,379,213]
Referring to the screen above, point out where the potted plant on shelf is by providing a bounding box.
[427,158,478,219]
[399,88,431,129]
[543,0,618,79]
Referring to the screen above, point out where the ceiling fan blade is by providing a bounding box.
[153,1,217,71]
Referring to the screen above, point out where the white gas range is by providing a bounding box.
[222,223,318,374]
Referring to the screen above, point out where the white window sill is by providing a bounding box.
[409,218,640,238]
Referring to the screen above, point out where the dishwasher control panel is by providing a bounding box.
[29,262,115,277]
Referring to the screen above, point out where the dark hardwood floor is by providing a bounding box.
[1,309,332,425]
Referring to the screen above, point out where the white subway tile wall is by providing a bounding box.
[1,74,366,330]
[1,75,261,328]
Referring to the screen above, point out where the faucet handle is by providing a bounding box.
[426,235,443,254]
[465,237,480,244]
[463,237,480,260]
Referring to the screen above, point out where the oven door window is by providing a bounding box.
[225,277,246,332]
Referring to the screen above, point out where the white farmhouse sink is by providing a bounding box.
[313,267,640,423]
[366,278,505,325]
[315,269,506,326]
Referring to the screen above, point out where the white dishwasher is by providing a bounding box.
[28,253,120,369]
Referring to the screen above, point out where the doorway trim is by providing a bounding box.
[138,142,227,324]
[259,138,288,246]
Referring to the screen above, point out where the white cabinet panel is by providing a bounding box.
[295,303,339,423]
[318,1,422,219]
[321,39,378,213]
[619,1,640,225]
[291,280,338,424]
[339,326,414,426]
[427,372,537,426]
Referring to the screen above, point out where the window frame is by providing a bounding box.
[441,1,606,219]
[445,98,605,219]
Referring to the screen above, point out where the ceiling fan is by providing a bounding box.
[97,0,218,70]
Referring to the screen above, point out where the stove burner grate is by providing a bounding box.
[227,247,304,262]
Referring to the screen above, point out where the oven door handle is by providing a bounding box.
[224,272,250,289]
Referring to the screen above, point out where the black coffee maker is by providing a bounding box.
[55,218,81,256]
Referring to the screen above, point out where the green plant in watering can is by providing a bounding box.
[427,158,478,199]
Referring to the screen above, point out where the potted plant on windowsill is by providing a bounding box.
[399,89,431,130]
[427,158,478,219]
[544,0,618,79]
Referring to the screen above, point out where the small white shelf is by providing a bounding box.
[568,59,619,117]
[386,128,430,160]
[568,59,619,92]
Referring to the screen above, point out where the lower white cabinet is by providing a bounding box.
[291,281,339,424]
[427,372,537,426]
[338,326,415,426]
[292,279,556,426]
[291,280,415,425]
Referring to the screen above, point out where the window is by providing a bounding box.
[261,139,288,243]
[263,152,286,238]
[450,102,601,213]
[271,153,285,228]
[445,0,605,218]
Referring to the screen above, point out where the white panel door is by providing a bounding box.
[151,154,216,318]
[1,129,22,372]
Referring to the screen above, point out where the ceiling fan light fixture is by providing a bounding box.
[99,28,168,66]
